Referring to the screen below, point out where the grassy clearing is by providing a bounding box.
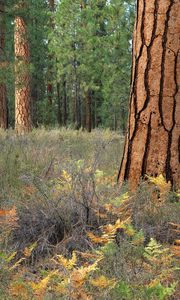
[0,128,123,205]
[0,129,179,300]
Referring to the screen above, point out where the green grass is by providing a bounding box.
[0,128,124,208]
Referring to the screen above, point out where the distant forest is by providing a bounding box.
[0,0,135,133]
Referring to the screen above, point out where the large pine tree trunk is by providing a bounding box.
[0,0,8,129]
[118,0,180,190]
[14,7,32,134]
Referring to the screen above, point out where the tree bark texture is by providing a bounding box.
[0,0,8,129]
[15,12,32,134]
[118,0,180,190]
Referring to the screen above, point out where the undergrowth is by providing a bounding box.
[0,129,179,300]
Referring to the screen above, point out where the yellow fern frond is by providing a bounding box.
[71,261,99,288]
[90,275,117,289]
[23,242,37,257]
[87,232,111,244]
[147,174,171,194]
[31,271,58,299]
[62,170,72,183]
[9,258,26,270]
[55,278,68,295]
[102,217,131,235]
[56,252,77,270]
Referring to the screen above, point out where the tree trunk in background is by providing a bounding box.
[73,82,81,130]
[63,79,67,126]
[78,84,82,128]
[15,4,32,134]
[118,0,180,190]
[0,0,8,129]
[114,112,117,131]
[47,0,55,125]
[57,81,62,126]
[85,91,92,132]
[120,106,126,134]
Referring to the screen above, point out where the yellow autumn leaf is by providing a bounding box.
[56,251,77,270]
[9,258,26,270]
[10,283,29,300]
[71,289,92,300]
[31,271,58,298]
[147,174,171,193]
[23,242,37,257]
[6,251,17,263]
[104,203,114,212]
[71,261,99,288]
[102,217,131,235]
[90,275,117,289]
[62,170,72,182]
[124,225,136,237]
[55,278,68,295]
[171,245,180,257]
[87,232,110,244]
[0,205,19,227]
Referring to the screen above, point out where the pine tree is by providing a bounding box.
[14,1,32,134]
[118,0,180,190]
[0,0,8,129]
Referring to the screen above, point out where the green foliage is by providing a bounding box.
[144,282,176,300]
[112,281,133,300]
[50,0,135,130]
[1,0,135,130]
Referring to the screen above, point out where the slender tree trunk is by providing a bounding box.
[0,0,8,129]
[82,98,86,130]
[73,82,81,130]
[78,84,82,128]
[32,79,38,127]
[47,0,55,125]
[120,106,126,134]
[63,79,67,126]
[15,5,32,134]
[57,81,62,126]
[118,0,180,190]
[85,91,92,132]
[114,112,117,131]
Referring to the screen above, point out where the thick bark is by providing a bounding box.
[31,18,39,128]
[15,10,32,134]
[118,0,180,190]
[0,1,8,129]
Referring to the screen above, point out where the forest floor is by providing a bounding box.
[0,129,179,300]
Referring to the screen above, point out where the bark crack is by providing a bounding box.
[165,49,179,183]
[158,0,174,133]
